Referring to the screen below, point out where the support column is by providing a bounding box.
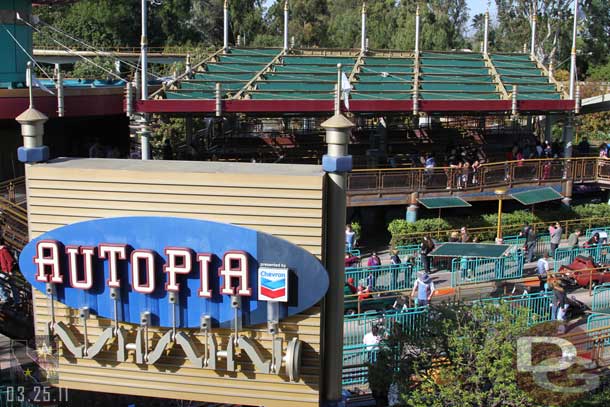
[283,1,289,51]
[140,0,151,160]
[223,0,229,54]
[483,8,489,55]
[562,179,573,207]
[563,115,574,158]
[406,205,419,223]
[415,5,420,54]
[321,65,354,407]
[569,0,578,99]
[55,65,64,117]
[361,2,367,53]
[406,192,419,223]
[530,3,537,58]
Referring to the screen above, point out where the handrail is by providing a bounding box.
[0,197,27,226]
[348,156,603,199]
[0,176,25,204]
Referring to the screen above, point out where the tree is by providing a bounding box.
[391,1,470,51]
[494,0,573,64]
[368,302,604,406]
[270,0,330,47]
[581,0,610,67]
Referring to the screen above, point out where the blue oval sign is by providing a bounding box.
[19,217,329,328]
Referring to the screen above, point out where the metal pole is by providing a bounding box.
[141,0,148,101]
[224,0,229,53]
[26,61,33,109]
[361,2,367,53]
[321,100,353,407]
[283,1,289,51]
[569,0,578,99]
[497,198,503,242]
[140,0,150,160]
[512,85,518,118]
[126,82,133,117]
[336,64,342,115]
[415,5,420,54]
[56,69,64,117]
[483,8,489,55]
[530,3,537,58]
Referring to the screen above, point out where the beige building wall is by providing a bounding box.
[25,159,326,407]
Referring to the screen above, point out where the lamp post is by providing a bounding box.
[495,188,507,243]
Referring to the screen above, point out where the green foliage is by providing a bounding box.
[388,203,610,245]
[581,0,610,67]
[350,221,362,241]
[368,303,537,406]
[389,218,452,246]
[71,57,116,79]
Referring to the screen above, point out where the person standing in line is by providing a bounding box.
[363,325,381,364]
[367,252,381,267]
[537,252,551,291]
[520,222,537,263]
[390,250,401,265]
[550,222,562,255]
[460,226,470,243]
[410,272,435,306]
[585,232,601,248]
[0,240,15,304]
[419,236,435,274]
[567,229,581,248]
[345,224,356,252]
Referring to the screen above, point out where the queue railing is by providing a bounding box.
[592,283,610,312]
[341,291,554,388]
[503,233,551,258]
[345,263,417,293]
[450,252,524,287]
[553,245,610,271]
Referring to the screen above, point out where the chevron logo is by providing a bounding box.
[258,267,289,302]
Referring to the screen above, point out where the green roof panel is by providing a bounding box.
[430,243,512,258]
[511,187,563,205]
[355,83,412,91]
[418,197,472,209]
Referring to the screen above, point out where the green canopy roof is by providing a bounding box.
[511,187,563,205]
[430,243,512,258]
[161,48,565,102]
[418,197,472,209]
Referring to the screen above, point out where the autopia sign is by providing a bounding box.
[19,217,329,328]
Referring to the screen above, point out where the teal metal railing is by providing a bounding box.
[476,291,553,325]
[342,343,377,387]
[396,244,450,270]
[592,283,610,312]
[553,245,610,271]
[450,252,524,287]
[346,247,361,257]
[586,313,610,346]
[342,306,429,387]
[341,292,550,388]
[504,232,551,258]
[585,227,610,239]
[346,263,418,292]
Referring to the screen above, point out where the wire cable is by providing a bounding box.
[1,24,54,81]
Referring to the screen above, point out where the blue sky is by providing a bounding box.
[468,0,496,18]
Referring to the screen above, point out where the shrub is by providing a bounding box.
[388,203,610,245]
